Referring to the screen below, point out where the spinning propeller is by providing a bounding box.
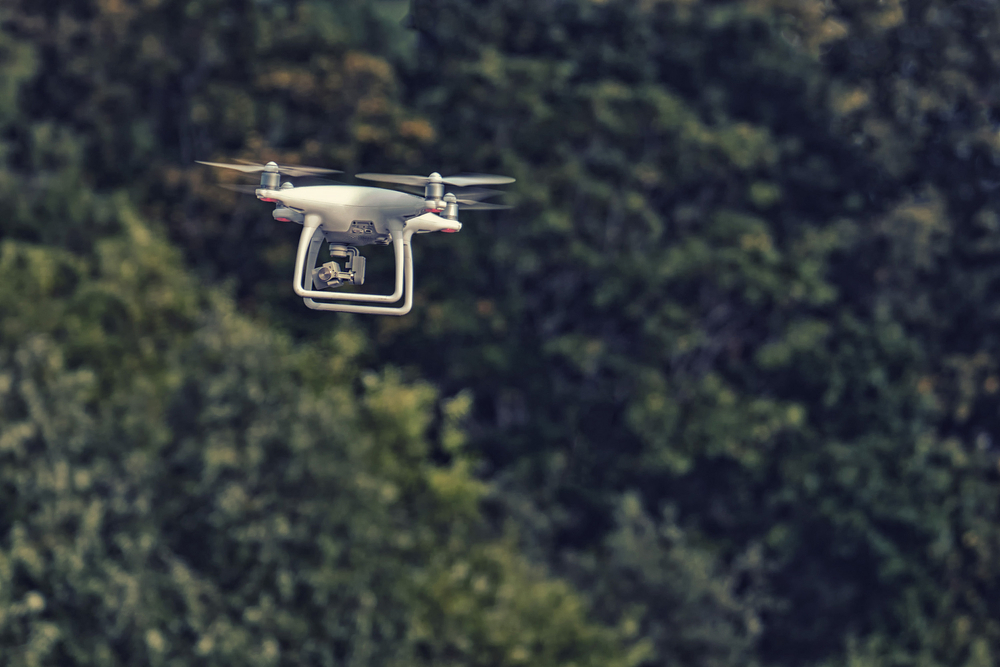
[196,160,342,177]
[450,195,511,211]
[197,160,343,190]
[355,172,515,187]
[217,178,343,195]
[356,172,515,214]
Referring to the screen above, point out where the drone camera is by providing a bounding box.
[312,244,366,289]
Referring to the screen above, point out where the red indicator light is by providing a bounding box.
[442,228,458,233]
[275,217,291,222]
[261,197,277,203]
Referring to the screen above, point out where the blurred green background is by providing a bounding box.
[2,0,1000,665]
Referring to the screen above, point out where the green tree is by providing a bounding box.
[0,14,637,665]
[0,200,636,667]
[397,1,1000,665]
[7,1,1000,666]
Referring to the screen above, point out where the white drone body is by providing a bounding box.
[198,160,513,315]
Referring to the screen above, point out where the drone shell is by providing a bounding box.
[259,184,425,245]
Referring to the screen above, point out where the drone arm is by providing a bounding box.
[292,216,405,303]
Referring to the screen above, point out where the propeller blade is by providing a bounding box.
[443,173,515,186]
[452,187,505,201]
[355,172,515,187]
[197,160,263,173]
[457,201,512,210]
[355,173,431,186]
[218,184,261,194]
[197,160,342,176]
[280,165,344,177]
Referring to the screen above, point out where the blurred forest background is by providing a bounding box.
[2,0,1000,665]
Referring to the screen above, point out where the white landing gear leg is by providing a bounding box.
[291,215,414,315]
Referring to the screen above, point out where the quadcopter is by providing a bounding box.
[197,160,514,315]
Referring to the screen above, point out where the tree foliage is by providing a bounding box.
[0,205,635,666]
[400,1,1000,664]
[0,8,635,665]
[4,1,1000,666]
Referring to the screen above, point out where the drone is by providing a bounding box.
[197,160,514,315]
